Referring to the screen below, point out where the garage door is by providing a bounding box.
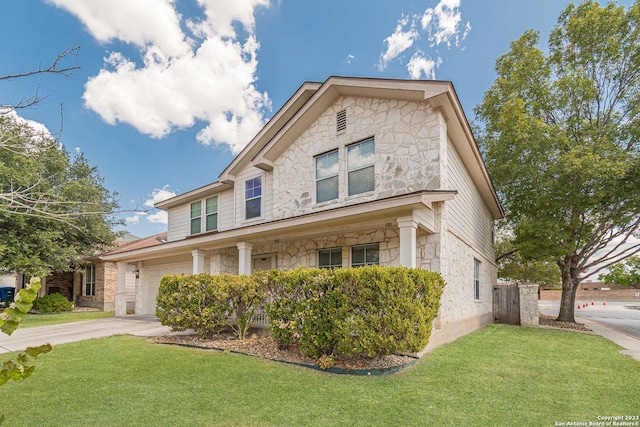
[140,262,191,315]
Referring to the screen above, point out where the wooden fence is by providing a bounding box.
[493,284,520,325]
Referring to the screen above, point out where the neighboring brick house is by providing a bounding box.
[42,233,167,311]
[103,77,504,351]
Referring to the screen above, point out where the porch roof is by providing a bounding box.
[102,190,455,263]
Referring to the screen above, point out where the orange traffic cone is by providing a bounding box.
[577,304,581,309]
[603,301,606,306]
[591,301,594,306]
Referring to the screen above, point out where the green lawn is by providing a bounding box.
[2,324,639,426]
[20,311,115,328]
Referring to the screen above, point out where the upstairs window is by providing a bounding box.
[318,248,342,269]
[315,150,339,203]
[347,138,375,196]
[205,196,218,232]
[351,243,379,267]
[85,264,96,296]
[245,177,262,220]
[190,201,202,235]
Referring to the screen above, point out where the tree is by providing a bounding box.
[496,240,561,288]
[599,256,640,287]
[476,1,640,322]
[0,114,120,277]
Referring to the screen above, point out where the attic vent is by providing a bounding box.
[336,109,346,133]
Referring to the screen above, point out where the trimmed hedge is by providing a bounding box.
[155,266,446,358]
[155,274,263,339]
[264,266,446,358]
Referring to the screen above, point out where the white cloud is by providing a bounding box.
[45,0,191,58]
[421,0,469,48]
[378,16,419,71]
[145,185,176,208]
[345,54,355,64]
[1,109,53,140]
[126,185,176,226]
[49,0,271,154]
[378,0,470,80]
[407,52,442,80]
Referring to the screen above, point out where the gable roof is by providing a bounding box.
[156,76,503,219]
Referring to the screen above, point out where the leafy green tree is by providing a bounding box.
[496,240,561,288]
[476,1,640,322]
[599,256,640,287]
[0,113,119,277]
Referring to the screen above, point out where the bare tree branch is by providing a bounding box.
[0,46,81,81]
[0,46,81,112]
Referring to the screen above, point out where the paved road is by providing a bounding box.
[0,316,172,354]
[539,300,640,339]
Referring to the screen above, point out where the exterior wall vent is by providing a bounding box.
[336,109,346,133]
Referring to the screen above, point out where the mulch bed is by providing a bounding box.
[538,314,592,332]
[151,332,417,372]
[152,316,592,372]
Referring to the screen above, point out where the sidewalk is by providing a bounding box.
[0,316,171,354]
[577,316,640,362]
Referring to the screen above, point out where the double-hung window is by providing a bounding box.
[318,248,342,269]
[85,264,96,296]
[190,196,219,235]
[474,259,481,300]
[347,138,375,196]
[351,243,379,267]
[245,177,262,220]
[315,150,339,203]
[190,201,202,235]
[205,196,218,232]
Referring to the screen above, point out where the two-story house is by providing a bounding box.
[102,76,503,352]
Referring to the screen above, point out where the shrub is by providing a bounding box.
[156,273,264,340]
[32,293,73,313]
[156,274,232,338]
[228,274,264,340]
[264,266,445,359]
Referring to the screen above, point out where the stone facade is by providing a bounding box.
[107,79,503,354]
[208,228,402,273]
[518,283,540,327]
[271,96,442,220]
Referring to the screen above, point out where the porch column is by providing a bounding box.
[192,249,206,274]
[237,242,253,275]
[115,262,128,317]
[397,216,417,268]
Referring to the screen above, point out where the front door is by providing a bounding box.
[252,256,273,272]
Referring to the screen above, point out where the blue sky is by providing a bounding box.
[1,0,633,238]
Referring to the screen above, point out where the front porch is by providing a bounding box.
[109,192,454,316]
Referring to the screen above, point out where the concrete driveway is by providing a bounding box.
[0,316,172,354]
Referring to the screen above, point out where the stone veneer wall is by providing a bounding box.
[271,96,443,220]
[518,283,539,326]
[438,230,496,328]
[208,228,403,273]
